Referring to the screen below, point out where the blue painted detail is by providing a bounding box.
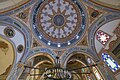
[53,15,65,26]
[31,0,87,49]
[0,16,31,57]
[102,53,120,72]
[27,48,57,59]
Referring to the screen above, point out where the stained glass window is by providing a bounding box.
[102,53,120,72]
[96,31,110,45]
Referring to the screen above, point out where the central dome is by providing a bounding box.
[31,0,86,48]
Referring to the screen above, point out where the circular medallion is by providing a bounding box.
[18,12,27,19]
[91,11,99,18]
[53,14,65,27]
[17,45,24,53]
[31,0,86,48]
[4,27,15,38]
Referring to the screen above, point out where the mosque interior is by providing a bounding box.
[0,0,120,80]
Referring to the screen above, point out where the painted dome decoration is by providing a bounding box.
[31,0,87,48]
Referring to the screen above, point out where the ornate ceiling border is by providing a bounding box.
[0,0,36,16]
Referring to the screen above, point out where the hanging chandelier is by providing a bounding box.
[42,67,72,80]
[40,57,72,80]
[24,56,97,80]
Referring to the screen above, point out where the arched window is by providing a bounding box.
[96,31,110,45]
[93,67,103,80]
[102,53,120,72]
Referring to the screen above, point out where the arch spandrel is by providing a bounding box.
[0,37,15,79]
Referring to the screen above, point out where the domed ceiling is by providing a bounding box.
[31,0,87,48]
[0,0,120,80]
